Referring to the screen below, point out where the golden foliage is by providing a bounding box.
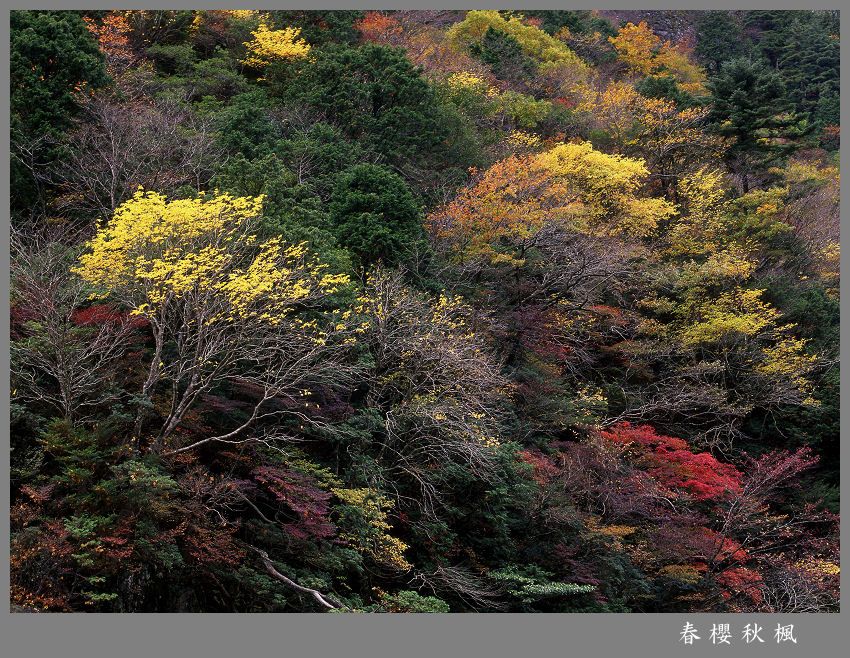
[609,21,662,76]
[609,21,707,94]
[241,22,311,69]
[429,140,674,264]
[74,190,347,325]
[332,487,412,571]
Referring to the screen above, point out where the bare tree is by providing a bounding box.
[408,564,507,611]
[9,131,54,222]
[10,225,140,424]
[354,268,509,518]
[43,91,223,223]
[759,565,833,613]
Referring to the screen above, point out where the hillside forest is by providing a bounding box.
[9,9,840,613]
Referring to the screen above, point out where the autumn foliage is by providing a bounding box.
[10,9,839,615]
[599,423,743,501]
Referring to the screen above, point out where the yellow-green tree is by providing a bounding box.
[437,71,553,132]
[537,141,676,236]
[616,168,820,447]
[74,190,349,454]
[447,10,588,81]
[331,487,412,571]
[632,259,819,447]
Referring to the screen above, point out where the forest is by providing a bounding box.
[9,9,840,613]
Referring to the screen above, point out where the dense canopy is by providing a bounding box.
[10,9,839,615]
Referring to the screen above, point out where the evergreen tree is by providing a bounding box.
[213,89,282,161]
[10,10,109,218]
[275,43,476,189]
[269,9,363,45]
[694,11,741,76]
[10,10,108,138]
[776,18,840,129]
[329,164,424,278]
[735,11,839,130]
[708,57,807,193]
[470,27,536,82]
[524,10,616,37]
[741,10,800,69]
[635,74,703,110]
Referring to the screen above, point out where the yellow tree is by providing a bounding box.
[612,168,821,447]
[609,21,662,76]
[74,190,349,454]
[655,43,708,96]
[536,140,676,237]
[625,97,724,199]
[609,21,707,94]
[573,80,645,148]
[429,140,675,267]
[241,21,311,69]
[428,140,673,329]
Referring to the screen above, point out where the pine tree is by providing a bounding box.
[328,164,424,278]
[694,11,742,77]
[708,57,807,193]
[776,18,840,129]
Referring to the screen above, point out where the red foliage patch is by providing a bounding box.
[355,11,402,43]
[70,304,148,328]
[519,450,559,485]
[715,566,763,604]
[599,423,743,500]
